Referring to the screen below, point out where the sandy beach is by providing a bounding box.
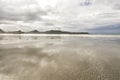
[0,34,120,80]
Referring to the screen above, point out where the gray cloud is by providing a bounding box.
[0,0,48,22]
[0,0,120,32]
[44,22,54,26]
[0,8,47,22]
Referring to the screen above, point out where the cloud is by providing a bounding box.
[0,0,120,32]
[0,0,48,21]
[88,23,120,34]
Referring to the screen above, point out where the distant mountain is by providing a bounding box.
[89,24,120,34]
[8,30,24,34]
[28,30,40,33]
[0,29,89,34]
[26,30,89,34]
[43,30,89,34]
[0,29,5,33]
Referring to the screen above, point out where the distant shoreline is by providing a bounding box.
[0,34,120,38]
[0,29,89,34]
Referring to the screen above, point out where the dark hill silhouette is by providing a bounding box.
[0,29,89,34]
[27,30,89,34]
[0,29,5,33]
[8,30,24,34]
[43,30,89,34]
[28,30,40,33]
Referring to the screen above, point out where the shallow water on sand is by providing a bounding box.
[0,34,120,80]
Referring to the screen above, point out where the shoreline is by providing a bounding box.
[0,34,120,38]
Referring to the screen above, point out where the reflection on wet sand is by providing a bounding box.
[0,35,120,80]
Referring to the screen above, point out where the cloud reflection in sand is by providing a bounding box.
[0,35,120,80]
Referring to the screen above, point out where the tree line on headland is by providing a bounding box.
[0,29,89,34]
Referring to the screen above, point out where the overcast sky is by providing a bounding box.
[0,0,120,32]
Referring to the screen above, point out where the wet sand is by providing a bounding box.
[0,34,120,80]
